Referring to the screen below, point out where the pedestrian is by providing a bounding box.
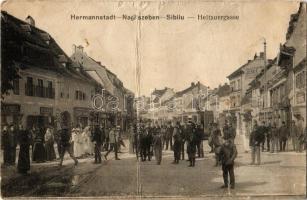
[32,127,46,163]
[260,121,267,152]
[180,122,187,160]
[8,125,18,165]
[223,121,236,142]
[172,122,182,164]
[128,125,135,154]
[1,125,10,166]
[266,123,272,152]
[195,124,204,158]
[54,129,62,159]
[44,127,56,161]
[166,123,173,150]
[160,124,167,150]
[270,123,279,153]
[59,126,78,166]
[279,121,288,152]
[152,131,163,165]
[104,126,120,160]
[297,121,305,152]
[17,124,31,174]
[290,120,299,152]
[208,123,214,153]
[82,126,94,156]
[186,120,197,167]
[140,124,147,161]
[249,120,264,165]
[92,125,102,164]
[219,139,237,189]
[212,123,222,166]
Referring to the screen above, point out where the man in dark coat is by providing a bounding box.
[92,125,103,164]
[180,122,187,160]
[279,121,289,152]
[172,122,182,164]
[219,139,237,189]
[249,120,264,165]
[59,127,78,166]
[186,121,197,167]
[165,123,173,150]
[17,124,31,174]
[195,124,204,158]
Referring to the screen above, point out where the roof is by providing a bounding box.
[152,88,169,96]
[286,2,304,40]
[1,11,98,85]
[227,52,265,79]
[175,82,207,98]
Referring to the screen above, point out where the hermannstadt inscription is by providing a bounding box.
[70,14,240,21]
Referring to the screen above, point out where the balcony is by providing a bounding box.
[25,84,55,99]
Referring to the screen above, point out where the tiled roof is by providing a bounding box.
[1,11,98,84]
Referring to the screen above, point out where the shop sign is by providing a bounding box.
[1,104,20,115]
[40,107,53,115]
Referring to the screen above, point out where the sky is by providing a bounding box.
[2,0,300,95]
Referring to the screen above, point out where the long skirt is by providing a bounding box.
[17,144,30,173]
[32,142,46,162]
[45,141,56,161]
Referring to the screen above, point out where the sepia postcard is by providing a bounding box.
[0,0,306,199]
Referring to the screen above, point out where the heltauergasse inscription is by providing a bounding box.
[70,14,240,21]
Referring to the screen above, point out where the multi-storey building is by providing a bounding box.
[71,45,134,130]
[1,12,102,129]
[227,53,267,134]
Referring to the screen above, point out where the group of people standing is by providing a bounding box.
[128,120,206,167]
[249,120,306,165]
[1,124,57,174]
[1,122,126,174]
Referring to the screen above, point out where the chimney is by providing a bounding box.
[25,15,35,26]
[191,82,195,87]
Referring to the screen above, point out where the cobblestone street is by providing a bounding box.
[1,138,305,199]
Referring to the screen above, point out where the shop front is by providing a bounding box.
[74,107,91,128]
[26,106,54,129]
[1,103,22,127]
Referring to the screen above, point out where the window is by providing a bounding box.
[12,79,19,95]
[26,77,34,96]
[60,92,64,98]
[47,81,52,88]
[37,79,44,97]
[237,79,241,90]
[75,91,79,100]
[38,79,43,87]
[296,71,306,89]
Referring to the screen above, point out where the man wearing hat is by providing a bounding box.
[104,126,120,160]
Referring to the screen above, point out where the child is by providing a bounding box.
[219,139,237,189]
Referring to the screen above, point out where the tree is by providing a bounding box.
[1,17,21,97]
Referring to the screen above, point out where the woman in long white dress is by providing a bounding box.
[82,126,94,155]
[73,128,84,158]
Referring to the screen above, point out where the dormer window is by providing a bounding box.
[21,24,31,34]
[40,33,50,45]
[58,54,68,68]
